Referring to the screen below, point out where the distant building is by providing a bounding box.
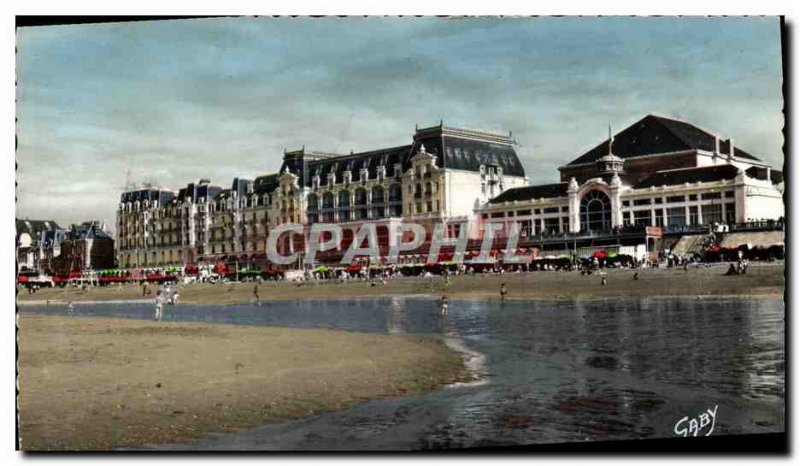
[15,219,63,273]
[40,220,115,275]
[115,115,784,267]
[116,123,528,267]
[475,114,784,258]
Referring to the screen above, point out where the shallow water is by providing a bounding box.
[20,297,785,450]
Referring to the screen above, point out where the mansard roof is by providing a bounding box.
[254,173,279,195]
[305,145,411,187]
[176,182,222,203]
[16,219,62,238]
[634,164,741,189]
[277,124,526,186]
[413,125,526,177]
[487,182,569,204]
[120,187,175,204]
[566,114,760,166]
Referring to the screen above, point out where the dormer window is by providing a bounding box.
[343,171,352,185]
[360,168,368,182]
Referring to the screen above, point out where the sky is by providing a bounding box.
[16,16,784,234]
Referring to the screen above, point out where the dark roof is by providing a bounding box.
[635,164,741,189]
[298,145,412,187]
[175,182,222,204]
[120,188,175,204]
[278,125,526,186]
[69,221,112,240]
[566,114,760,166]
[16,219,61,238]
[254,174,279,194]
[487,183,569,204]
[413,126,525,177]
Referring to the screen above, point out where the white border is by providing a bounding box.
[3,1,797,465]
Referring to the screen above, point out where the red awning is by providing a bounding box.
[346,265,362,272]
[17,275,29,283]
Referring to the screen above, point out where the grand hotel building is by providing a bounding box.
[116,115,784,268]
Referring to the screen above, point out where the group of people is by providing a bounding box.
[153,284,180,321]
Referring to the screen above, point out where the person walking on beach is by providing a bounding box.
[500,283,508,301]
[253,283,260,306]
[601,277,607,286]
[154,291,165,321]
[440,295,449,316]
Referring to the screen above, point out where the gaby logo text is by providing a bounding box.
[674,405,718,437]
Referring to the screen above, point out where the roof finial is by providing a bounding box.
[439,119,443,127]
[608,123,614,156]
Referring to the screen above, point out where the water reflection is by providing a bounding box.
[20,296,785,449]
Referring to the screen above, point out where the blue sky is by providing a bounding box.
[16,16,784,232]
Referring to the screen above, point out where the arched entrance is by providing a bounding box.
[580,190,612,232]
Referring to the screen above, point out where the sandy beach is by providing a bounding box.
[18,262,785,306]
[17,316,468,451]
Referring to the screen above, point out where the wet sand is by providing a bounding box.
[17,316,468,451]
[18,262,784,306]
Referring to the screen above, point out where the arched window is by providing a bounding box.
[307,193,319,223]
[389,184,402,203]
[307,193,319,212]
[322,192,335,209]
[337,190,351,222]
[580,190,612,232]
[371,186,385,204]
[354,188,368,206]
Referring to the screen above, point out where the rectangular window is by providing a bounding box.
[654,197,663,204]
[534,208,541,215]
[666,195,685,203]
[490,212,505,218]
[561,217,570,231]
[725,203,736,223]
[688,194,698,201]
[725,190,735,198]
[517,209,531,216]
[561,206,569,212]
[703,204,722,224]
[544,217,559,233]
[633,210,652,226]
[633,198,651,206]
[666,207,686,227]
[543,207,559,214]
[701,192,722,200]
[689,206,698,225]
[481,214,489,220]
[622,200,630,207]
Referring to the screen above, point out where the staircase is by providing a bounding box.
[672,232,720,256]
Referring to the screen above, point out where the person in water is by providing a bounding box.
[500,283,508,301]
[154,291,165,321]
[440,295,449,316]
[253,283,260,306]
[67,301,74,316]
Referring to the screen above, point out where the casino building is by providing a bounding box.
[475,114,784,257]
